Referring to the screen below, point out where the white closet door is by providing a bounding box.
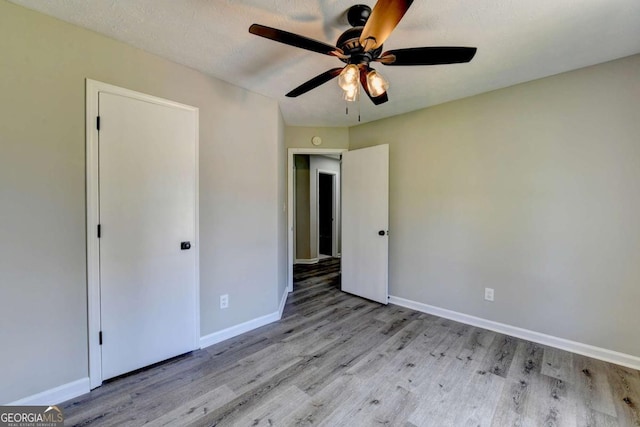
[99,92,197,380]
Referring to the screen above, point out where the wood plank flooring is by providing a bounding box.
[61,258,640,426]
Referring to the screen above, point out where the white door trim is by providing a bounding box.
[86,79,200,389]
[287,148,347,292]
[292,163,296,269]
[315,169,338,258]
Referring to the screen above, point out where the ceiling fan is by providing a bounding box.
[248,0,477,106]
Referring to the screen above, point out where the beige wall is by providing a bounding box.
[294,155,311,260]
[349,54,640,357]
[0,0,284,403]
[285,126,349,149]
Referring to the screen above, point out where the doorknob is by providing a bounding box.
[378,230,386,236]
[181,241,191,250]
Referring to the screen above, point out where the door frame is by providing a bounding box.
[316,169,339,258]
[287,148,346,292]
[86,79,200,389]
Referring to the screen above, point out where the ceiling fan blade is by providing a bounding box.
[249,24,344,57]
[286,67,345,98]
[359,66,389,105]
[359,0,414,52]
[377,47,477,65]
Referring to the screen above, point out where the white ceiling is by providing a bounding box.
[10,0,640,127]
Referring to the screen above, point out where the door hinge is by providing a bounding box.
[96,116,100,131]
[97,224,101,238]
[99,331,103,345]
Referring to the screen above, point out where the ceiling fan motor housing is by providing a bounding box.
[336,27,382,65]
[339,4,382,65]
[347,4,371,27]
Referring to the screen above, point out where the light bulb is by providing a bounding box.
[366,69,389,97]
[338,64,359,91]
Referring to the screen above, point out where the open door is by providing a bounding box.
[341,144,389,304]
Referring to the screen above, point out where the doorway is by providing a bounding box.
[293,159,341,294]
[288,149,346,292]
[318,172,334,257]
[287,145,389,302]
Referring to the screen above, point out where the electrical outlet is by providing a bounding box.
[220,294,229,309]
[484,288,494,302]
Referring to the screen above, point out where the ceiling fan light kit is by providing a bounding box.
[248,0,476,109]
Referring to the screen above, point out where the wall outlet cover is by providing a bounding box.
[220,294,229,309]
[484,288,494,302]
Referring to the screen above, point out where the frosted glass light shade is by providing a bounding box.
[338,64,359,91]
[366,69,389,97]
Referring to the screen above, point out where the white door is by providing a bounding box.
[341,144,389,304]
[99,92,198,380]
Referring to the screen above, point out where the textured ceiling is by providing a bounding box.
[9,0,640,127]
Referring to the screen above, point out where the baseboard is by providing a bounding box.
[295,258,319,265]
[389,295,640,371]
[200,310,280,349]
[8,377,90,406]
[278,288,289,318]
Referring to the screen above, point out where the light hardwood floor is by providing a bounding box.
[62,258,640,426]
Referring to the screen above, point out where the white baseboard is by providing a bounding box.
[8,377,90,406]
[389,295,640,371]
[295,258,319,265]
[200,310,280,349]
[278,288,289,318]
[10,295,293,406]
